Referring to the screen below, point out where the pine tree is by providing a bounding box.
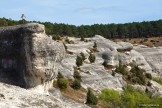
[80,52,86,60]
[57,72,68,89]
[93,41,97,49]
[71,79,81,90]
[57,72,64,79]
[102,60,108,67]
[86,88,98,105]
[76,55,83,67]
[73,70,81,81]
[80,35,85,41]
[88,53,96,63]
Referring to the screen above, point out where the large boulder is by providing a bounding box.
[0,23,65,88]
[116,41,133,51]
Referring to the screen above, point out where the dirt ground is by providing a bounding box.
[112,36,162,47]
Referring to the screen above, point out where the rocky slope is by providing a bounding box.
[0,23,88,108]
[0,23,162,108]
[60,35,162,95]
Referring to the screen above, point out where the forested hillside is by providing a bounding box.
[0,17,162,39]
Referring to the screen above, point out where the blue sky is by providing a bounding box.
[0,0,162,25]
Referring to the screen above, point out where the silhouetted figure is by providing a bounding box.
[21,14,26,24]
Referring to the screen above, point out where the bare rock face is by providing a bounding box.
[0,23,65,88]
[134,46,162,76]
[61,35,162,95]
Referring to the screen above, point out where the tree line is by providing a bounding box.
[0,17,162,39]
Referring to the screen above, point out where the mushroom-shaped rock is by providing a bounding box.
[101,51,118,66]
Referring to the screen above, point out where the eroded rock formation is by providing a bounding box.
[60,35,162,94]
[0,23,65,88]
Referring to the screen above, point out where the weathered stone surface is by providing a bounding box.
[0,23,65,88]
[147,81,162,97]
[101,51,119,66]
[1,26,162,107]
[60,35,127,92]
[134,46,162,76]
[0,83,89,108]
[0,24,89,108]
[116,41,133,51]
[91,35,120,51]
[80,64,126,92]
[61,35,162,95]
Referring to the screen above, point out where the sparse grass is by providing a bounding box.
[99,89,122,107]
[97,86,162,108]
[61,86,87,103]
[95,100,112,108]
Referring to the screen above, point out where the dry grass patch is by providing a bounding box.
[104,65,113,70]
[61,86,87,103]
[112,36,162,47]
[90,100,112,108]
[53,79,86,103]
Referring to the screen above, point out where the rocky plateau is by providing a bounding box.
[0,23,162,108]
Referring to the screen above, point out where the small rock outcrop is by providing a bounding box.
[0,23,65,88]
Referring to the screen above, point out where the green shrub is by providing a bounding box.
[99,89,122,107]
[102,60,108,67]
[80,52,86,60]
[57,72,64,79]
[123,85,150,108]
[145,73,152,80]
[115,61,128,75]
[98,85,162,108]
[73,70,81,81]
[102,60,113,70]
[88,53,96,63]
[57,78,68,89]
[71,79,81,90]
[80,35,85,41]
[93,41,97,48]
[86,88,98,105]
[76,55,83,67]
[52,35,61,40]
[112,71,116,76]
[150,97,162,107]
[129,65,146,85]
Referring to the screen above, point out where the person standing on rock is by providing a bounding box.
[21,14,26,24]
